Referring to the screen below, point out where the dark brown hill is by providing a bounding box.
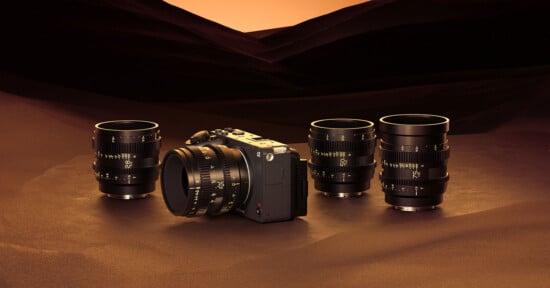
[0,0,302,101]
[1,0,549,130]
[261,0,550,93]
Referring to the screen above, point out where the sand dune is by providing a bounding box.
[269,0,550,93]
[2,0,549,101]
[0,0,300,101]
[261,0,548,59]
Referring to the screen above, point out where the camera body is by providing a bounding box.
[184,128,308,223]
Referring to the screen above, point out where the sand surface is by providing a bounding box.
[1,89,549,287]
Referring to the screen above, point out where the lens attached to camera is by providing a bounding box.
[92,120,161,199]
[308,118,377,197]
[378,114,450,211]
[161,144,250,217]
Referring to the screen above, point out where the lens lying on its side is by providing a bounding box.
[161,145,250,217]
[378,114,450,211]
[92,120,161,199]
[308,118,376,197]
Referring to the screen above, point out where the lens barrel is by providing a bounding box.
[378,114,450,211]
[92,120,161,199]
[308,118,377,197]
[161,145,250,217]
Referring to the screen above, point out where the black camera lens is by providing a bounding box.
[308,118,377,197]
[92,120,161,199]
[161,145,250,217]
[378,114,450,211]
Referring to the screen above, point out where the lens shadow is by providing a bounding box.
[97,193,162,223]
[379,205,445,226]
[309,191,375,221]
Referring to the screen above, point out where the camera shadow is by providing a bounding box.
[163,213,311,251]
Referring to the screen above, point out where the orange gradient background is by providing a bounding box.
[164,0,369,32]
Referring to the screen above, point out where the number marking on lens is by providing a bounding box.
[339,159,348,167]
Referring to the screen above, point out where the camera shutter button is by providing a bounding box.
[232,129,244,135]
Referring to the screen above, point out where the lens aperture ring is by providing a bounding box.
[381,182,448,197]
[381,173,449,197]
[94,167,160,184]
[309,161,376,180]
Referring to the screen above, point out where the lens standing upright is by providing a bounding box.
[308,118,377,197]
[378,114,450,211]
[92,120,162,199]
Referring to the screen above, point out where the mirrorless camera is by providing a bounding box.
[161,128,308,223]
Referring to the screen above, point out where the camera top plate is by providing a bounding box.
[212,128,289,154]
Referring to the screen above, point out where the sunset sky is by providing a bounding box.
[164,0,369,32]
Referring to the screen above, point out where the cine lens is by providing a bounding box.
[378,114,450,211]
[308,118,377,197]
[92,120,161,199]
[161,145,250,217]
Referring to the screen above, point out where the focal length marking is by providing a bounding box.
[382,160,422,170]
[96,151,137,160]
